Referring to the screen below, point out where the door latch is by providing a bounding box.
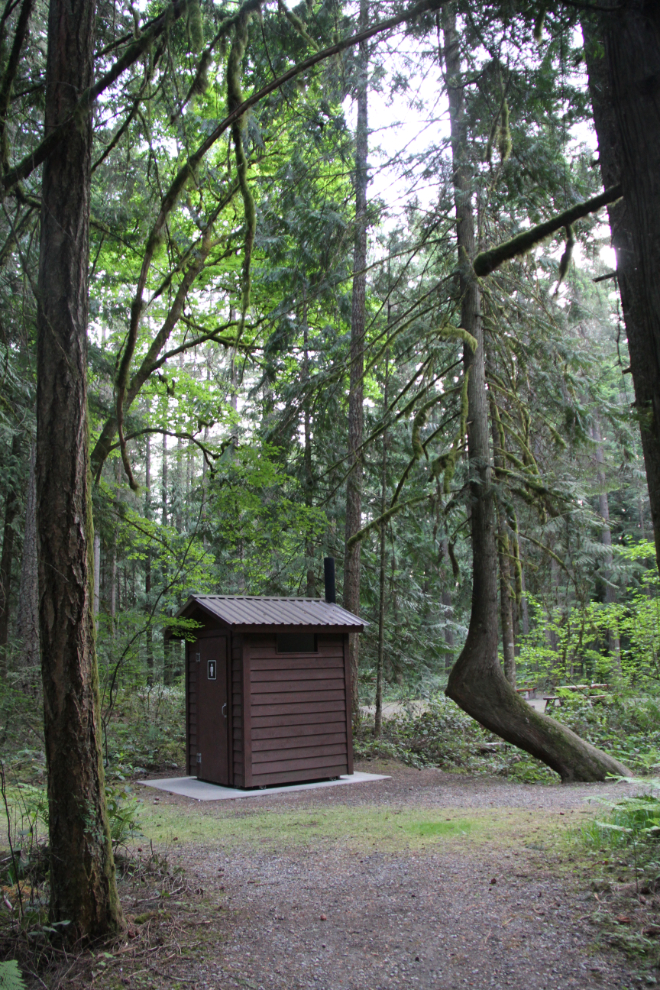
[196,753,201,764]
[221,703,227,718]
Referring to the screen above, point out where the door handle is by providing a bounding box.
[222,703,227,718]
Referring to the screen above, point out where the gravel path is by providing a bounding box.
[123,762,642,990]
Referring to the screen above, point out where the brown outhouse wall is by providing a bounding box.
[231,634,244,787]
[242,632,353,787]
[185,610,355,787]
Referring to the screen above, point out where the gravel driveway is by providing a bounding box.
[106,761,643,990]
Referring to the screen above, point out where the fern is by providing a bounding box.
[0,961,26,990]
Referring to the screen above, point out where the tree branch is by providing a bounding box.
[473,184,623,278]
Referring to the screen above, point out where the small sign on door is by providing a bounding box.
[208,660,217,680]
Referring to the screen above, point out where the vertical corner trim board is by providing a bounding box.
[231,633,244,787]
[344,632,354,775]
[186,643,198,776]
[242,634,253,787]
[247,633,350,787]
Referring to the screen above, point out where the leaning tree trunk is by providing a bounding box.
[583,2,660,573]
[36,0,122,937]
[442,6,628,782]
[343,0,369,723]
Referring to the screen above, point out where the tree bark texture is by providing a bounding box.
[0,432,22,649]
[489,377,516,685]
[343,0,369,722]
[36,0,122,936]
[303,309,316,598]
[442,7,629,781]
[18,443,39,669]
[375,354,389,738]
[145,426,153,682]
[583,4,660,573]
[591,421,621,665]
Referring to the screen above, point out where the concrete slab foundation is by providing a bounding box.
[138,771,390,802]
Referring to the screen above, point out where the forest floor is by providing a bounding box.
[12,761,660,990]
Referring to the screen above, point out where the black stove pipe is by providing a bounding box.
[323,557,336,604]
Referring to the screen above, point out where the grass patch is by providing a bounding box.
[137,799,571,854]
[403,818,474,839]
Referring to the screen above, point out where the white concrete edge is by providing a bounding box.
[137,770,391,802]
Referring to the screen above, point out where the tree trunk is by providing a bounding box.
[489,386,516,686]
[375,353,389,738]
[440,534,455,671]
[442,6,628,782]
[18,442,39,670]
[343,0,369,723]
[592,421,621,666]
[93,533,100,616]
[583,4,660,573]
[145,423,153,684]
[0,432,22,650]
[303,300,316,598]
[520,565,530,636]
[162,429,172,682]
[36,0,122,936]
[110,534,117,638]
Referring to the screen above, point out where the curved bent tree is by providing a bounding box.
[441,6,628,783]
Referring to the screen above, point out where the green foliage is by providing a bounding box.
[517,549,660,687]
[356,697,559,783]
[579,778,660,901]
[358,694,660,784]
[0,961,26,990]
[2,754,144,858]
[105,685,186,773]
[105,785,144,850]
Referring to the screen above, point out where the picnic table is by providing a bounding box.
[540,683,611,711]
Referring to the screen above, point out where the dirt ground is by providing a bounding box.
[40,762,660,989]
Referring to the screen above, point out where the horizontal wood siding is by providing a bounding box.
[231,634,244,787]
[248,633,349,786]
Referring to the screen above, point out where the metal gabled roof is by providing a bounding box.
[178,594,365,630]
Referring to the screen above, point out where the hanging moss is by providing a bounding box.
[346,494,428,550]
[188,0,204,52]
[226,11,256,338]
[485,115,499,164]
[473,183,622,278]
[189,49,212,99]
[533,5,547,43]
[498,98,511,162]
[554,224,575,294]
[277,0,318,50]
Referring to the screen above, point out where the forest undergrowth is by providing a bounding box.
[356,693,660,783]
[5,680,660,786]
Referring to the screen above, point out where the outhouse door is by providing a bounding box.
[196,636,230,785]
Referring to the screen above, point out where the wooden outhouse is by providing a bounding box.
[175,593,363,789]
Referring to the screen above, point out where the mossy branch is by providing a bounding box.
[109,0,448,457]
[227,11,256,340]
[1,0,199,195]
[347,494,428,549]
[473,184,622,278]
[277,0,318,50]
[0,0,34,171]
